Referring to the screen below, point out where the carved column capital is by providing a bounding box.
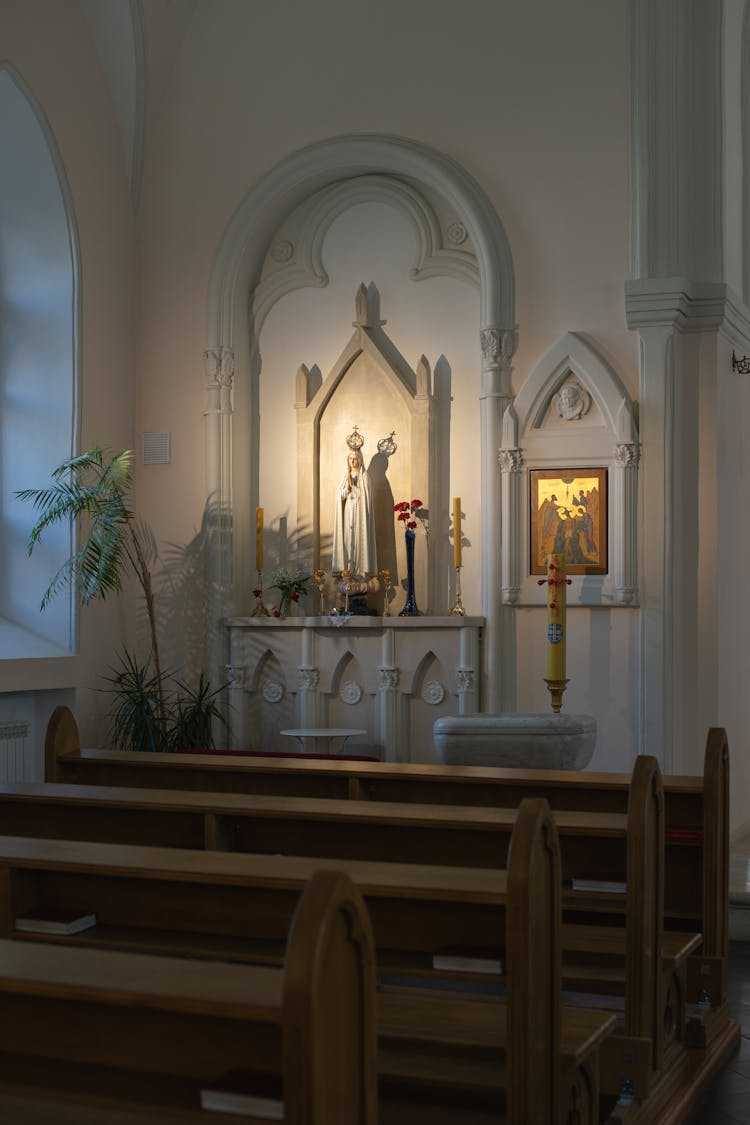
[224,664,246,689]
[480,327,515,398]
[615,442,640,467]
[205,347,235,414]
[498,448,524,473]
[297,667,320,691]
[456,668,475,695]
[378,667,399,691]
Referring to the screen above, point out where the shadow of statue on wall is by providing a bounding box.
[368,436,397,614]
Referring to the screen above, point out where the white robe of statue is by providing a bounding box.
[332,451,377,576]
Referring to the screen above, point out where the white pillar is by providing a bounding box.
[378,627,399,761]
[480,327,515,711]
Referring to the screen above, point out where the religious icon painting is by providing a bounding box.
[529,468,608,575]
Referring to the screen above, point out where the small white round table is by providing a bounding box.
[280,728,368,755]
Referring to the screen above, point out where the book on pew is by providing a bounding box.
[571,878,627,894]
[432,947,503,974]
[200,1069,283,1118]
[14,908,97,935]
[665,827,704,844]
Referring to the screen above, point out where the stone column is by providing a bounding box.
[297,626,319,727]
[297,666,320,728]
[205,347,235,736]
[480,327,515,711]
[456,623,480,715]
[378,625,399,761]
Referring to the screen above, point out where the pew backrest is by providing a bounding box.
[0,867,378,1125]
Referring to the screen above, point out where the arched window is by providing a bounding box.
[0,66,79,658]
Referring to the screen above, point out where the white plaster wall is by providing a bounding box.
[0,0,136,745]
[132,0,636,763]
[717,332,750,834]
[136,0,634,531]
[724,0,747,298]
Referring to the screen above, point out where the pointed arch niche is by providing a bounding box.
[501,333,639,607]
[206,135,516,710]
[295,284,437,612]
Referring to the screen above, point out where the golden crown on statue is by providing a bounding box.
[346,426,365,453]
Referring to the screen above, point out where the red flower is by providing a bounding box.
[252,588,262,598]
[411,499,423,509]
[407,520,417,529]
[273,609,281,618]
[397,511,409,521]
[291,592,299,601]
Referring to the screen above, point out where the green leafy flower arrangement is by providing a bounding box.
[270,568,312,617]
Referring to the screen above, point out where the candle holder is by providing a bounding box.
[544,677,570,714]
[251,572,271,617]
[314,569,326,616]
[342,570,352,615]
[379,569,393,616]
[450,565,465,616]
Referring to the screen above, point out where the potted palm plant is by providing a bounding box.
[17,447,226,751]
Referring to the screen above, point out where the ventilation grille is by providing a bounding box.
[142,432,170,465]
[0,721,31,781]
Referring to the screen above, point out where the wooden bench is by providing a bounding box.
[0,799,605,1124]
[46,708,729,1025]
[0,868,377,1124]
[0,763,697,1108]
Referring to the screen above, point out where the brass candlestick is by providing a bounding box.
[379,569,393,616]
[544,677,569,714]
[450,565,465,616]
[342,570,352,615]
[251,572,270,616]
[314,569,326,616]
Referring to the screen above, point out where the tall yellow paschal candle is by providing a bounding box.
[255,507,264,573]
[453,498,462,567]
[545,553,566,682]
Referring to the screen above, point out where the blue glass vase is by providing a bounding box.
[399,527,420,616]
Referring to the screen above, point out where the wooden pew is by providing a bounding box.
[0,763,691,1105]
[0,868,377,1124]
[46,707,729,1023]
[0,800,601,1125]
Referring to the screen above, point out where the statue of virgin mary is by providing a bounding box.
[332,428,377,577]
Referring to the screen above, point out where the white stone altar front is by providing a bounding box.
[225,615,484,762]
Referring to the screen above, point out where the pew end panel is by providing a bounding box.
[44,705,80,783]
[283,868,378,1125]
[0,869,379,1125]
[625,755,664,1075]
[506,797,562,1125]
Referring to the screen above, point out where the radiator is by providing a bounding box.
[0,721,31,782]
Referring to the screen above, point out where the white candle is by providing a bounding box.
[255,507,264,573]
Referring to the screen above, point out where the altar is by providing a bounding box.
[225,615,484,763]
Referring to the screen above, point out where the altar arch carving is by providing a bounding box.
[296,284,437,613]
[205,134,516,713]
[500,332,639,607]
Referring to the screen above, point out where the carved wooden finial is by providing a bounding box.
[353,283,385,329]
[416,355,431,397]
[354,283,369,327]
[295,363,310,409]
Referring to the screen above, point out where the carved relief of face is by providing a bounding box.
[560,384,580,408]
